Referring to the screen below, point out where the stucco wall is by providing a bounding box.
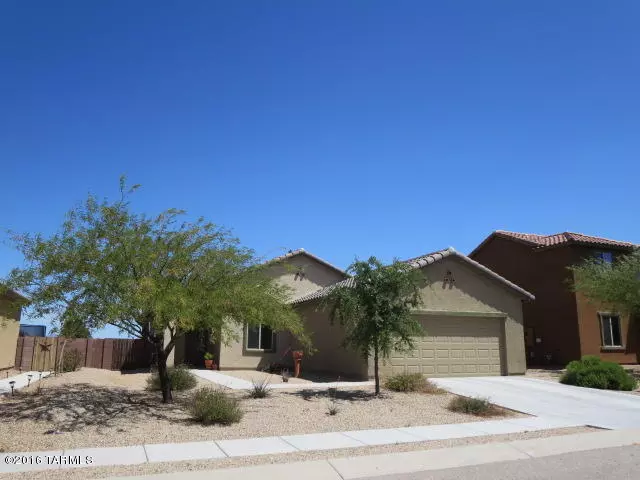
[381,256,527,375]
[218,253,346,370]
[472,237,638,366]
[572,247,638,363]
[292,303,369,379]
[0,297,22,370]
[218,323,294,370]
[264,254,346,299]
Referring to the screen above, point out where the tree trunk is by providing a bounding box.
[154,338,173,403]
[373,345,380,395]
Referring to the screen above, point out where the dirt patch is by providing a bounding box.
[525,368,565,382]
[0,368,525,452]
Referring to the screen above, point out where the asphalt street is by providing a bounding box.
[369,445,640,480]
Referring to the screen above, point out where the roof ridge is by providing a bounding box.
[291,246,534,304]
[563,231,636,245]
[265,248,348,276]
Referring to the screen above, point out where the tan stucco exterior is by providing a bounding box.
[264,254,346,300]
[293,302,368,378]
[0,295,22,370]
[286,255,526,379]
[173,249,527,378]
[305,255,526,379]
[376,255,526,375]
[216,252,347,370]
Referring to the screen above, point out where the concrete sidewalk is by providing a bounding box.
[0,416,583,473]
[190,369,374,390]
[0,371,50,395]
[108,429,640,479]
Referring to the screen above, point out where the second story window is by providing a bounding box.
[594,251,613,263]
[599,313,622,348]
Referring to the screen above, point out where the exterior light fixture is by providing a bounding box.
[9,380,16,395]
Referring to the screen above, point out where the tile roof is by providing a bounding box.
[493,230,637,250]
[265,248,348,276]
[291,247,534,305]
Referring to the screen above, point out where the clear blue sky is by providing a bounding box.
[2,1,639,336]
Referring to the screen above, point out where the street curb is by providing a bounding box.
[107,428,640,479]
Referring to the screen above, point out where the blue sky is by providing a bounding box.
[2,1,639,336]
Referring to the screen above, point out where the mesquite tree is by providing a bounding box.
[5,178,305,402]
[325,257,424,395]
[571,249,640,315]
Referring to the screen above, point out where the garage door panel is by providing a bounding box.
[384,316,504,378]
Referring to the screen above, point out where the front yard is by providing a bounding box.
[526,366,640,395]
[0,368,521,453]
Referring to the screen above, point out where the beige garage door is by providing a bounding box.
[385,316,504,377]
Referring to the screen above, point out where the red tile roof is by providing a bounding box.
[494,230,636,250]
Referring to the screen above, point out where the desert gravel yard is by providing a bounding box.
[0,368,524,453]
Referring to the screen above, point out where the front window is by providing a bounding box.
[599,314,622,348]
[595,251,613,263]
[246,324,275,351]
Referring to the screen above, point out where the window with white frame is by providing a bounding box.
[246,324,275,351]
[599,314,622,348]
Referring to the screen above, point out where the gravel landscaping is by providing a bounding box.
[0,425,598,480]
[0,368,522,453]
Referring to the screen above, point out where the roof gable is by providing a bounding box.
[292,247,534,304]
[470,230,637,257]
[266,248,348,278]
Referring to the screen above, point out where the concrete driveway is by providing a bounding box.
[431,376,640,430]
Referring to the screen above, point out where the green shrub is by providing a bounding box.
[190,388,243,425]
[385,373,444,394]
[62,348,82,372]
[146,366,198,392]
[327,400,339,416]
[560,356,637,391]
[448,396,503,417]
[248,378,271,399]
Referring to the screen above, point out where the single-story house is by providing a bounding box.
[0,289,26,371]
[171,247,534,378]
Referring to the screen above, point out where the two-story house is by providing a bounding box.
[470,231,638,366]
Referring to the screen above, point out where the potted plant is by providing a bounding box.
[204,352,215,370]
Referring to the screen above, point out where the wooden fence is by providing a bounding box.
[14,336,154,372]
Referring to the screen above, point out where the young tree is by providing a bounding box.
[60,310,92,338]
[571,249,640,315]
[324,257,425,395]
[5,178,305,402]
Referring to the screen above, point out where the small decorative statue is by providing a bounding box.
[292,350,304,378]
